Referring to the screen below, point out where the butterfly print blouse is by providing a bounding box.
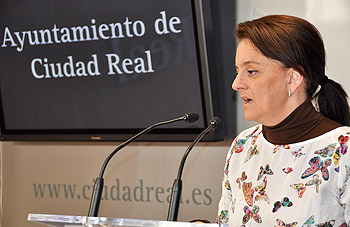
[217,125,350,226]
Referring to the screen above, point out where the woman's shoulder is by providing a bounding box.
[314,126,350,142]
[228,124,263,152]
[282,126,350,147]
[329,125,350,133]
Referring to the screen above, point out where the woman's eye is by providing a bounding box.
[247,70,257,76]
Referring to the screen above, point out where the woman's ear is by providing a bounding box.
[288,69,304,96]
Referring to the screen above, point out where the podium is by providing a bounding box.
[28,214,223,227]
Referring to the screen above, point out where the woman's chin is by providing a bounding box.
[243,113,256,122]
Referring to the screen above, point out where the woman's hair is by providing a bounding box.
[235,15,350,126]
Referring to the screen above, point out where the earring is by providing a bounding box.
[288,89,291,97]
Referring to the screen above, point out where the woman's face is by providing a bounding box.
[232,39,292,126]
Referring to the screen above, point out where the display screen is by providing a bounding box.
[0,0,221,141]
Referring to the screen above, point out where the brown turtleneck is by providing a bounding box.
[262,100,342,145]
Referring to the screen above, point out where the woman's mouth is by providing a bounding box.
[242,97,252,104]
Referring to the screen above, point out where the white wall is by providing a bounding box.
[0,140,230,227]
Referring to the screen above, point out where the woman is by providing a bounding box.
[217,15,350,226]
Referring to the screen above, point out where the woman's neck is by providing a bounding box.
[262,99,341,145]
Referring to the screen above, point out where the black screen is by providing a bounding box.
[0,0,221,141]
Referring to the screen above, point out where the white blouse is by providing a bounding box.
[217,125,350,226]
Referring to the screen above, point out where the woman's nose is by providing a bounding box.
[231,73,245,91]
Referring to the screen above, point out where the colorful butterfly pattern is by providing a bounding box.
[273,144,290,154]
[283,167,293,174]
[232,126,261,154]
[315,220,335,226]
[250,130,262,145]
[301,215,315,227]
[242,205,262,224]
[257,164,274,180]
[301,156,332,181]
[225,156,231,176]
[244,145,259,163]
[218,210,228,224]
[291,147,305,161]
[246,125,260,140]
[232,138,247,154]
[272,197,293,213]
[242,182,254,206]
[225,180,231,191]
[305,174,322,193]
[333,150,341,172]
[275,219,298,227]
[333,135,349,172]
[251,133,260,145]
[314,143,337,157]
[254,176,270,204]
[337,195,345,207]
[290,183,306,198]
[236,171,247,189]
[337,135,348,155]
[231,198,236,214]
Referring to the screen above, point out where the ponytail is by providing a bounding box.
[315,77,350,126]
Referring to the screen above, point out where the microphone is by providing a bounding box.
[167,117,221,221]
[88,112,199,217]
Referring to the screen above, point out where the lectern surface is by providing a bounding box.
[28,213,223,227]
